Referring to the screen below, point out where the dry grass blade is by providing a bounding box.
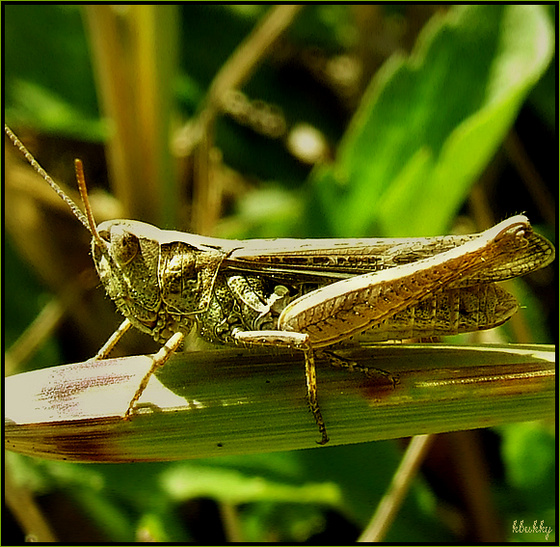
[358,434,436,542]
[5,343,554,462]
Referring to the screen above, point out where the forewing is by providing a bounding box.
[222,220,554,286]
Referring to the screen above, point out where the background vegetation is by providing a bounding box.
[4,4,556,543]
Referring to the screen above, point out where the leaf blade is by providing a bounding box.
[5,343,554,462]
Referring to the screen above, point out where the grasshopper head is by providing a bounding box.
[94,219,164,337]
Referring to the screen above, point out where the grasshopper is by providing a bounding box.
[5,125,555,445]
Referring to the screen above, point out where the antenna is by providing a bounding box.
[4,124,103,247]
[74,159,106,248]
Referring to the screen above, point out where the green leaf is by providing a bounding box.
[310,5,553,237]
[500,422,556,509]
[4,4,99,134]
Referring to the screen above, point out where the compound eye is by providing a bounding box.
[98,229,111,243]
[112,228,139,265]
